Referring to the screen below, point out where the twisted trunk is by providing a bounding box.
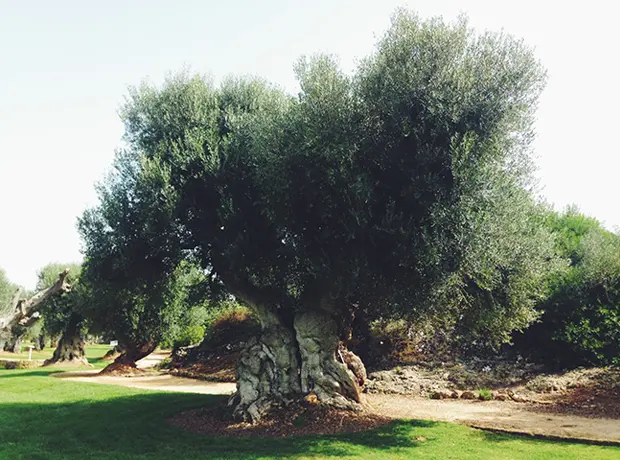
[44,314,90,366]
[229,307,365,423]
[295,311,362,407]
[36,334,46,351]
[101,341,156,373]
[228,307,301,422]
[102,345,123,361]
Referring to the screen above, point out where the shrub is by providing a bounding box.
[517,227,620,367]
[173,325,206,348]
[202,302,259,349]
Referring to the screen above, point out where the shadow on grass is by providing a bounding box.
[0,369,64,379]
[475,425,620,448]
[0,392,435,460]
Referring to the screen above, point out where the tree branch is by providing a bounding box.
[3,268,72,331]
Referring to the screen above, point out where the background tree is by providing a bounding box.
[159,261,213,350]
[0,268,19,318]
[111,9,547,421]
[516,207,620,367]
[432,192,565,352]
[31,262,92,366]
[78,151,213,372]
[0,269,71,352]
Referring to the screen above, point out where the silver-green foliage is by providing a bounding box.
[84,9,551,353]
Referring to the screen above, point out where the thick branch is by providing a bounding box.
[1,268,71,333]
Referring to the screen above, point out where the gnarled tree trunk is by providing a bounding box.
[44,314,91,366]
[228,307,301,422]
[100,341,157,374]
[294,311,362,408]
[35,334,46,351]
[3,334,22,354]
[229,306,366,423]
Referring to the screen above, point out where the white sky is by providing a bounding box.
[1,0,618,289]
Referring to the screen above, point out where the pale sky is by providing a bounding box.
[1,0,618,289]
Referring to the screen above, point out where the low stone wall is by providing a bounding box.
[0,359,44,369]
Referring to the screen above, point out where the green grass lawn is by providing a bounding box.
[0,347,53,361]
[1,365,619,459]
[0,343,113,364]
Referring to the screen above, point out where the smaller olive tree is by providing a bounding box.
[31,263,90,365]
[79,150,214,372]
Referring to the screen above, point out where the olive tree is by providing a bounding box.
[0,269,72,352]
[78,151,212,372]
[33,263,91,366]
[113,10,546,421]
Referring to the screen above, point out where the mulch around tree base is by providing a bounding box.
[98,363,147,376]
[169,400,393,438]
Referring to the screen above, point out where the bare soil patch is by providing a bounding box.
[365,361,620,420]
[98,363,147,376]
[169,399,392,438]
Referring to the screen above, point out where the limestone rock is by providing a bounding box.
[430,390,453,400]
[304,392,319,406]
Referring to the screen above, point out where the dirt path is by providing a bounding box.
[56,371,237,395]
[56,370,620,444]
[136,351,171,369]
[367,394,620,445]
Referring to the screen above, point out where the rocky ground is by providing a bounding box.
[365,359,620,419]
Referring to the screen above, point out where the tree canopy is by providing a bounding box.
[0,268,18,317]
[78,150,214,368]
[117,10,546,328]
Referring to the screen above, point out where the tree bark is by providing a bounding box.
[44,314,91,366]
[229,307,366,423]
[4,334,22,354]
[0,269,71,352]
[36,334,46,351]
[294,311,362,407]
[100,341,157,373]
[228,307,301,422]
